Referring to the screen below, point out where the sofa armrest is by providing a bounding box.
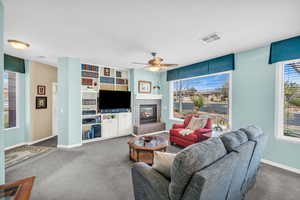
[194,128,212,134]
[131,162,170,200]
[172,124,185,129]
[194,129,211,141]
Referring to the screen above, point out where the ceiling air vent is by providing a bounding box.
[201,33,221,43]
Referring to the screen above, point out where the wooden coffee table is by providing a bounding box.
[128,135,168,165]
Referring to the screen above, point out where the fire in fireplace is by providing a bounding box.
[140,104,157,124]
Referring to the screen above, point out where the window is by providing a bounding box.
[3,71,17,129]
[276,60,300,141]
[171,72,231,129]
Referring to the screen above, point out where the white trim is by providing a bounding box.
[4,142,27,151]
[82,133,132,144]
[169,71,232,128]
[169,118,184,122]
[27,135,57,145]
[275,60,300,144]
[57,143,82,148]
[169,81,174,120]
[131,130,168,137]
[135,94,163,100]
[4,135,57,150]
[261,159,300,174]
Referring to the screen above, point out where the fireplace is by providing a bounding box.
[140,104,157,124]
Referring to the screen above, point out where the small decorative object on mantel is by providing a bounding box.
[37,85,46,95]
[138,80,152,94]
[153,81,161,94]
[36,96,47,109]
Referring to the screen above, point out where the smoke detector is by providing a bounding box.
[201,33,221,43]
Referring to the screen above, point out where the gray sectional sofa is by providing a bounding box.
[131,125,267,200]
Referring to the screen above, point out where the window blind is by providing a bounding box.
[167,54,234,81]
[269,35,300,64]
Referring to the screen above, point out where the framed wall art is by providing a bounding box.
[138,81,152,94]
[36,96,47,109]
[37,85,46,95]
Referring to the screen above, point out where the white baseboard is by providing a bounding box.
[57,143,82,148]
[131,130,168,137]
[28,135,57,145]
[4,135,57,151]
[4,143,27,151]
[261,159,300,174]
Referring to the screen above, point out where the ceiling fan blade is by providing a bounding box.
[132,62,149,65]
[160,64,178,67]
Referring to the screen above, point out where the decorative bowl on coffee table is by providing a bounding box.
[128,135,168,165]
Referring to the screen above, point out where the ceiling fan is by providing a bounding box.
[133,52,178,72]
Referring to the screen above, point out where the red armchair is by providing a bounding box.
[169,115,212,147]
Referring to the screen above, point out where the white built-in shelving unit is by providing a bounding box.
[81,64,132,143]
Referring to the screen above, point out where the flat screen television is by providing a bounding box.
[99,90,131,110]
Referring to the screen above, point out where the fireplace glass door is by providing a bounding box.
[140,105,157,124]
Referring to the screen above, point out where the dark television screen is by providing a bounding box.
[99,90,131,109]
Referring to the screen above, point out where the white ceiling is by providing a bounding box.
[3,0,300,68]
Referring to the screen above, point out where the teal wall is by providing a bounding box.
[130,69,161,94]
[0,0,5,184]
[232,46,300,169]
[57,58,82,146]
[161,46,300,170]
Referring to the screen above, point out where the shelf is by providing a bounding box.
[82,70,99,73]
[82,123,101,126]
[81,90,98,93]
[82,114,101,117]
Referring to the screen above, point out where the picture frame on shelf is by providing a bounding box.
[36,96,47,109]
[138,80,152,94]
[37,85,46,95]
[116,71,122,78]
[104,68,111,76]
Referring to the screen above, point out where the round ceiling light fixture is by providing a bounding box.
[8,40,30,49]
[147,66,161,72]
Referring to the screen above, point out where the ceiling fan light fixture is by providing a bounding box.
[147,66,160,72]
[8,40,30,49]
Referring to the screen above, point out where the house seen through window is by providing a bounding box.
[172,73,230,129]
[3,71,17,129]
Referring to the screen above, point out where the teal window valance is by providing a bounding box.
[167,54,234,81]
[269,35,300,64]
[4,54,25,73]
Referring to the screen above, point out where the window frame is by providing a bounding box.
[3,70,19,130]
[169,71,232,130]
[275,59,300,144]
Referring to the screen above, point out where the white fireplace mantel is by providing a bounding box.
[135,93,163,100]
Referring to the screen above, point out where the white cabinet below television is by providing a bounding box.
[101,112,132,139]
[118,112,133,136]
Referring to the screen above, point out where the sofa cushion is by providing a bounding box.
[186,117,208,130]
[220,130,249,152]
[169,137,227,200]
[152,151,176,179]
[240,125,264,141]
[183,115,195,127]
[170,129,199,142]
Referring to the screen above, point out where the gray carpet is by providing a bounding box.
[5,135,300,200]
